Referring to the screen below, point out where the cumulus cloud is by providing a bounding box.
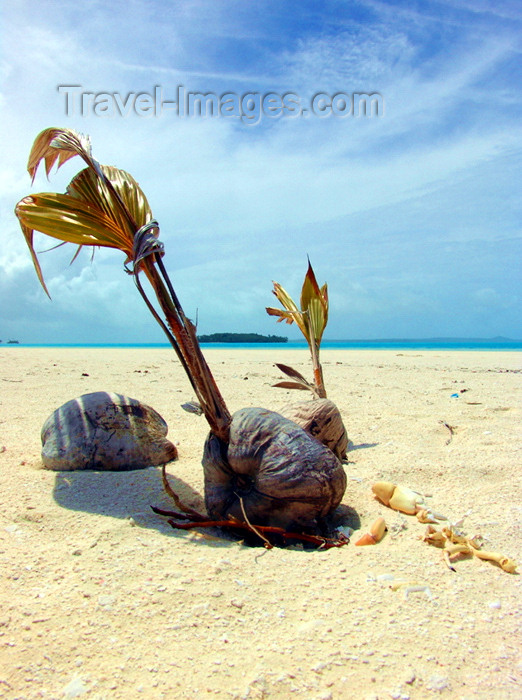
[2,0,521,342]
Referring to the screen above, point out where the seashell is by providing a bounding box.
[202,407,347,532]
[372,481,424,515]
[355,532,377,546]
[471,549,518,573]
[278,399,348,461]
[355,516,386,546]
[389,485,424,515]
[371,481,396,506]
[370,516,387,541]
[41,392,177,470]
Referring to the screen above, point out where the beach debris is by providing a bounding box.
[63,676,88,699]
[403,584,433,600]
[372,481,426,515]
[372,482,448,524]
[181,401,203,416]
[278,398,349,461]
[426,674,450,693]
[41,391,178,470]
[390,581,433,599]
[355,517,387,546]
[439,421,456,445]
[416,508,447,524]
[421,524,518,573]
[368,574,433,599]
[336,525,354,539]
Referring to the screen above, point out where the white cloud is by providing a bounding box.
[2,0,521,342]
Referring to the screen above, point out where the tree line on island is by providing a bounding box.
[197,332,288,343]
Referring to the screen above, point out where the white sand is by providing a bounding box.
[0,347,520,699]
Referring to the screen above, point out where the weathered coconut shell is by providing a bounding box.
[278,399,348,460]
[202,407,347,531]
[41,391,178,471]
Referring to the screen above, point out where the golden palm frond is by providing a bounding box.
[300,261,328,346]
[15,127,231,442]
[27,127,93,182]
[18,129,149,281]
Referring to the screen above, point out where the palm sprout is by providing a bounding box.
[266,261,329,398]
[15,127,347,542]
[15,127,231,442]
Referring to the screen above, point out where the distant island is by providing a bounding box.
[197,333,288,344]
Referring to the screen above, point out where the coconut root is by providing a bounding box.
[153,464,349,549]
[150,505,349,550]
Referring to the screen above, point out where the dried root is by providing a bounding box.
[154,466,349,550]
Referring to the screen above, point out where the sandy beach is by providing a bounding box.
[0,346,520,699]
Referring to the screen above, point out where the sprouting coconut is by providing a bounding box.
[15,128,347,546]
[266,263,349,461]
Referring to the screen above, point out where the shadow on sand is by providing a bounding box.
[52,462,360,546]
[52,463,205,537]
[348,442,379,451]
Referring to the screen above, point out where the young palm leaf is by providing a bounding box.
[272,363,320,398]
[267,261,328,398]
[15,127,231,442]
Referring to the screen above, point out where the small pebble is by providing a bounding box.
[403,669,416,685]
[426,674,450,692]
[98,595,115,608]
[63,677,87,698]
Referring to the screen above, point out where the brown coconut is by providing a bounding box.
[278,398,348,461]
[202,407,347,532]
[41,392,177,471]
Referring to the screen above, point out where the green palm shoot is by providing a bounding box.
[15,127,231,442]
[266,261,328,398]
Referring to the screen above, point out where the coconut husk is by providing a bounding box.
[278,399,348,461]
[202,407,347,532]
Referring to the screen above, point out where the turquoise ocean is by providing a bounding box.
[5,339,522,351]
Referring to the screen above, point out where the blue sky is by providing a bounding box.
[1,0,521,343]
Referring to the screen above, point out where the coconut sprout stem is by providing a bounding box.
[137,256,232,442]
